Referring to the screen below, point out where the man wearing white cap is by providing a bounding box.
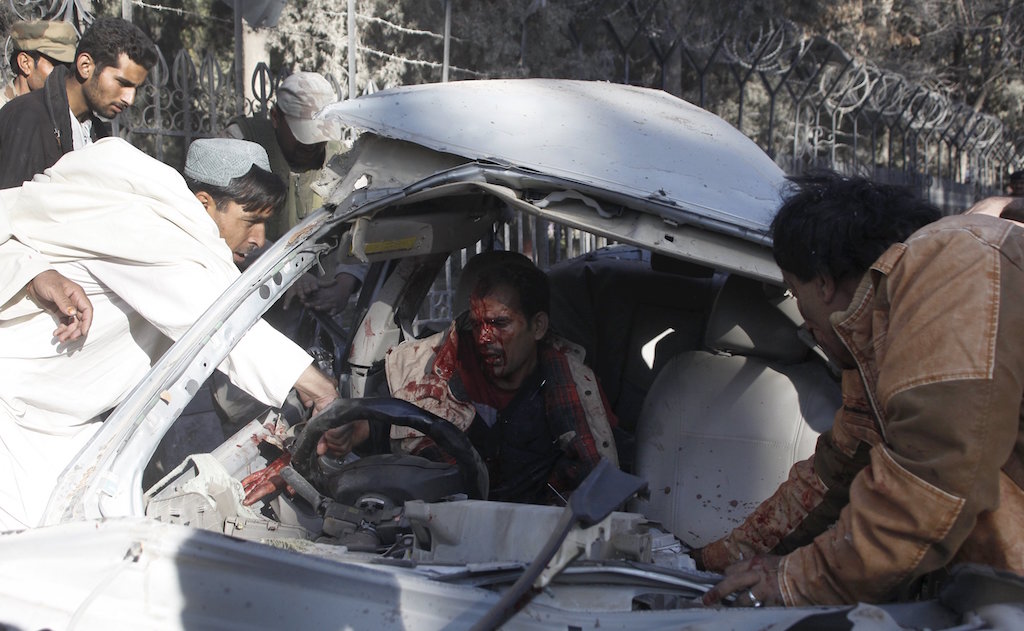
[224,70,365,320]
[0,137,342,530]
[223,70,339,240]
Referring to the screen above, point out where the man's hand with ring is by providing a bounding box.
[702,554,783,607]
[743,589,762,608]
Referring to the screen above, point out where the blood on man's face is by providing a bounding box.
[468,283,544,391]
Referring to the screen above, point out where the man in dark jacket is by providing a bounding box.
[224,71,365,319]
[0,17,156,188]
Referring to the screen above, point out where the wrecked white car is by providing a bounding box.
[1,79,1021,630]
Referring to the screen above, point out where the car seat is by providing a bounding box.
[629,273,840,547]
[546,249,719,436]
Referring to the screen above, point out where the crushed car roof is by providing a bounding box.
[320,79,788,242]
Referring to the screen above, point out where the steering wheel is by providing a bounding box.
[289,397,489,500]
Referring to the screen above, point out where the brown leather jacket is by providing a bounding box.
[702,214,1024,605]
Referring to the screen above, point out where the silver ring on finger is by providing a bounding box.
[747,589,763,608]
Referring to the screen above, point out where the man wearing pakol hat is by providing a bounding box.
[223,70,365,321]
[0,137,343,530]
[1,20,78,109]
[0,17,157,188]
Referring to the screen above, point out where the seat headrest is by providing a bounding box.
[704,274,808,363]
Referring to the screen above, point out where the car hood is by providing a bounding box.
[319,79,787,243]
[0,517,983,631]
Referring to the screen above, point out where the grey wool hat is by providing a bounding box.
[184,138,272,186]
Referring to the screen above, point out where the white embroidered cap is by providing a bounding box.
[184,138,272,186]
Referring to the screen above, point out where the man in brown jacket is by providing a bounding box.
[700,172,1024,607]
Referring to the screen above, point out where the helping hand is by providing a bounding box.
[241,420,370,505]
[282,273,319,310]
[282,272,359,315]
[702,554,784,608]
[317,420,370,457]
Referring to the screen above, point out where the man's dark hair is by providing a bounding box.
[76,17,157,72]
[471,253,550,321]
[184,165,286,215]
[8,49,38,75]
[771,171,942,283]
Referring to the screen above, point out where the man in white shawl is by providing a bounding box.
[0,137,342,530]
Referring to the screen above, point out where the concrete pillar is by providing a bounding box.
[242,25,270,106]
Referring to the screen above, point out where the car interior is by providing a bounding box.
[543,246,840,546]
[141,195,844,579]
[119,187,874,623]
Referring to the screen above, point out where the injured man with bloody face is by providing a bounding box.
[310,251,621,505]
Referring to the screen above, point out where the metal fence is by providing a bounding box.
[115,52,347,167]
[596,4,1010,208]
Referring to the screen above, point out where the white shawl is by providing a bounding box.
[0,138,311,528]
